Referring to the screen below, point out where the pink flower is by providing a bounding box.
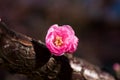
[45,24,79,56]
[113,63,120,72]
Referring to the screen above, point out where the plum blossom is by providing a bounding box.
[45,24,79,56]
[113,63,120,72]
[113,63,120,79]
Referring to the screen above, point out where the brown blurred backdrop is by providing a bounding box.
[0,0,120,69]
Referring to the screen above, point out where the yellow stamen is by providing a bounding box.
[54,36,63,46]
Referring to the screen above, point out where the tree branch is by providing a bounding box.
[0,21,116,80]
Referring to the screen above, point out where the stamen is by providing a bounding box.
[54,36,63,46]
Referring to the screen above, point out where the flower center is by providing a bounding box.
[54,36,63,46]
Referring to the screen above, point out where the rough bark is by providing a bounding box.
[0,21,116,80]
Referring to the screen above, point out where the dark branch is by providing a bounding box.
[0,21,116,80]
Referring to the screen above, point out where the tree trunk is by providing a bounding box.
[0,21,116,80]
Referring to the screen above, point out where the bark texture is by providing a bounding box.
[0,21,116,80]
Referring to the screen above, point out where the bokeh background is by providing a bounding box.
[0,0,120,79]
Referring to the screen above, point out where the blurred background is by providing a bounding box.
[0,0,120,79]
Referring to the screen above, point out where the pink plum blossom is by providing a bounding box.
[113,63,120,79]
[45,24,79,56]
[113,63,120,72]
